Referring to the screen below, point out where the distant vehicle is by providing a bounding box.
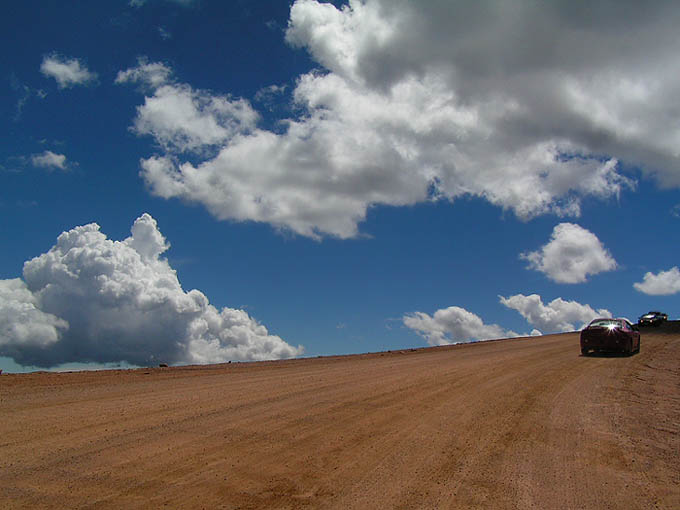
[580,318,640,356]
[637,311,668,327]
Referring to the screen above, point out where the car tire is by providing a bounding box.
[581,347,589,356]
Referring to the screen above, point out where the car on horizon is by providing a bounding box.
[637,311,668,327]
[580,318,640,356]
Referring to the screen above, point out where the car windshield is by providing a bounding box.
[588,319,621,328]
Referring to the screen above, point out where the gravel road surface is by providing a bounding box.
[2,326,678,509]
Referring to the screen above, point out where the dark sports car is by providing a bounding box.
[580,318,640,356]
[637,311,668,327]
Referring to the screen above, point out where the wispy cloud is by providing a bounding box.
[254,84,287,103]
[9,74,46,121]
[115,58,174,90]
[129,0,197,8]
[158,26,172,40]
[9,75,31,121]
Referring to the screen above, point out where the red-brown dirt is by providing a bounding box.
[1,326,678,509]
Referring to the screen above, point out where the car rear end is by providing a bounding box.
[580,320,632,355]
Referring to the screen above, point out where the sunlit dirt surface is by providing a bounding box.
[2,324,679,509]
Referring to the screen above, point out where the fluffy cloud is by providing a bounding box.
[521,223,617,283]
[40,55,97,88]
[116,62,258,155]
[31,150,67,171]
[634,266,680,295]
[0,214,303,368]
[120,0,680,239]
[403,306,523,346]
[0,279,68,350]
[500,293,611,332]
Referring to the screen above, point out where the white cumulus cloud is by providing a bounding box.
[521,223,617,283]
[634,266,680,295]
[403,306,522,346]
[31,150,68,171]
[40,54,97,88]
[500,293,611,332]
[119,0,680,239]
[0,214,303,368]
[0,279,68,350]
[117,62,258,155]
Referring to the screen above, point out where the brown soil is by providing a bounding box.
[1,326,678,509]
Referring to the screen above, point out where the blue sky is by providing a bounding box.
[1,0,679,372]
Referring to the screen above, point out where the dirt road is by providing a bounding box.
[1,326,678,509]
